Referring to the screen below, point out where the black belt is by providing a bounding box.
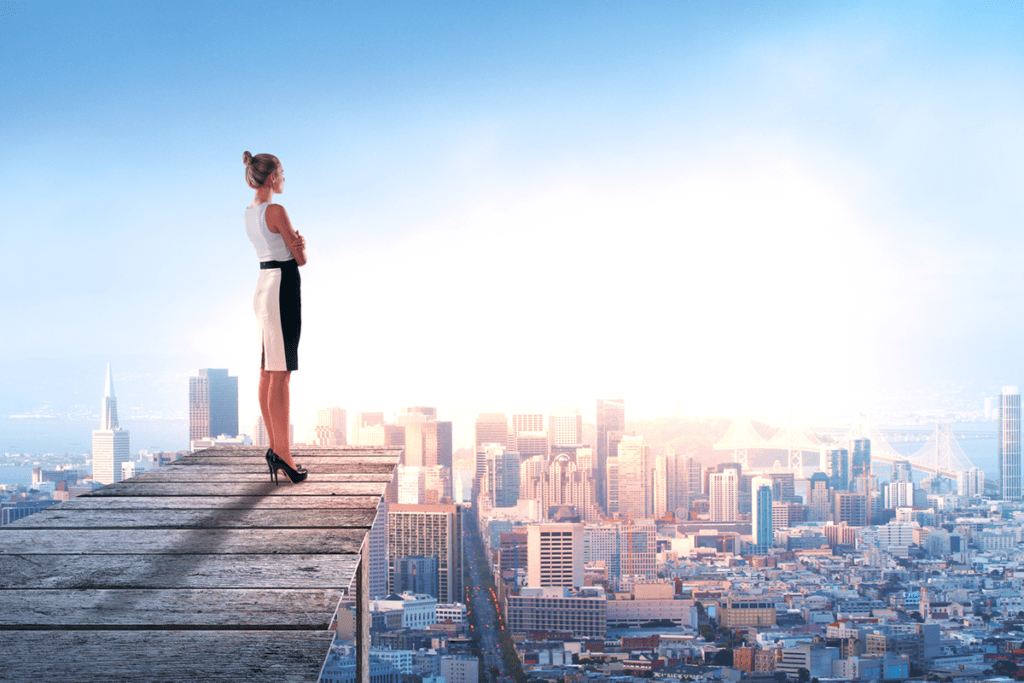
[260,260,296,269]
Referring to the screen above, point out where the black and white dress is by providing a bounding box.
[244,202,300,371]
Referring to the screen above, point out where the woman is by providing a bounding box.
[243,151,308,484]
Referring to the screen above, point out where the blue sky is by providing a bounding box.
[3,1,1024,451]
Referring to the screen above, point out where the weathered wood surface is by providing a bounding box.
[84,480,388,497]
[0,527,368,554]
[1,588,343,628]
[0,553,359,589]
[0,445,400,682]
[0,630,334,683]
[8,507,377,529]
[52,494,384,510]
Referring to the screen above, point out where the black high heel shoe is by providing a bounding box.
[267,450,308,485]
[265,449,277,484]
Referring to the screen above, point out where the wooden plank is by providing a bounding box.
[173,456,399,468]
[54,495,384,511]
[0,588,342,628]
[0,528,367,555]
[81,481,388,497]
[126,464,395,481]
[5,507,377,530]
[0,553,359,589]
[0,630,333,683]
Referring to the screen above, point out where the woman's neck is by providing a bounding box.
[254,187,274,205]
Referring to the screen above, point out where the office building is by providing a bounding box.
[751,476,773,553]
[596,399,625,512]
[851,439,871,490]
[617,434,649,519]
[884,481,914,509]
[956,467,985,498]
[834,492,868,527]
[475,413,508,497]
[508,412,544,453]
[584,520,657,581]
[352,411,385,445]
[548,406,583,447]
[822,445,849,491]
[1001,387,1021,501]
[387,504,462,604]
[253,416,268,447]
[92,363,130,485]
[892,460,912,483]
[808,472,831,521]
[666,448,702,518]
[508,586,607,638]
[189,369,238,443]
[709,468,739,522]
[718,598,777,628]
[313,405,346,446]
[392,555,438,597]
[486,445,520,508]
[527,523,583,588]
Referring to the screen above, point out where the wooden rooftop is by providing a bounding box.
[0,445,400,682]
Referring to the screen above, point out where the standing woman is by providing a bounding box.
[243,151,308,484]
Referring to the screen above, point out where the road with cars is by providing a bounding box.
[464,510,516,683]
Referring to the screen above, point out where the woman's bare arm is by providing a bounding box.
[266,204,307,266]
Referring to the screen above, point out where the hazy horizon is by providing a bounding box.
[4,3,1024,453]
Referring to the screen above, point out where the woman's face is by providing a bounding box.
[270,166,285,194]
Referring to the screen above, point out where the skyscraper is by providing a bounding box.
[596,399,625,512]
[92,363,130,485]
[750,476,773,553]
[808,472,831,522]
[388,504,462,603]
[956,467,985,498]
[508,412,544,454]
[851,439,871,491]
[527,523,583,588]
[188,369,238,443]
[549,407,583,447]
[475,413,508,497]
[486,445,520,508]
[822,446,849,491]
[709,468,739,522]
[666,449,702,518]
[1001,386,1021,501]
[313,405,347,446]
[616,434,649,520]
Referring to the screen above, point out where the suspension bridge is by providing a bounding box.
[713,416,981,479]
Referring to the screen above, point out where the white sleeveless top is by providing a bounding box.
[244,202,293,262]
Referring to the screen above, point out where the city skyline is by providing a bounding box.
[4,3,1024,452]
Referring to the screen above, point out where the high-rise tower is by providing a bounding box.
[189,369,238,443]
[596,399,625,512]
[1000,386,1021,501]
[750,476,773,553]
[709,468,739,522]
[92,363,130,485]
[548,407,583,447]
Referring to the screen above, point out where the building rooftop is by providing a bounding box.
[0,445,400,682]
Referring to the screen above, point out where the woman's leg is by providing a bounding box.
[267,370,297,469]
[258,368,275,452]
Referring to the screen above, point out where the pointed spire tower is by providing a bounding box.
[93,363,130,485]
[101,362,119,430]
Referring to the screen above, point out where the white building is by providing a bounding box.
[548,407,582,447]
[440,655,479,683]
[527,523,583,588]
[371,592,437,630]
[435,602,467,624]
[92,363,130,485]
[709,468,739,522]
